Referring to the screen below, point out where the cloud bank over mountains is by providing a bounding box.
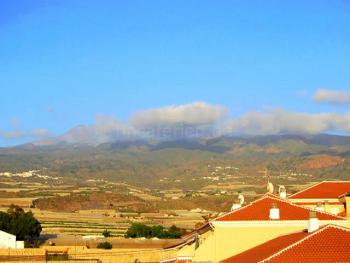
[2,89,350,145]
[223,109,350,136]
[130,102,227,128]
[59,115,138,145]
[57,102,228,145]
[54,100,350,145]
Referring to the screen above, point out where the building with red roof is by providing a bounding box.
[289,181,350,215]
[214,194,344,222]
[221,224,350,263]
[161,193,347,263]
[289,181,350,199]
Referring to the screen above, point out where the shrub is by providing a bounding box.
[97,241,112,249]
[102,229,112,237]
[125,223,185,239]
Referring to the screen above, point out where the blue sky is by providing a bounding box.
[0,0,350,146]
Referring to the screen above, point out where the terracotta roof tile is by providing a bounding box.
[289,181,350,199]
[265,225,350,262]
[221,225,350,263]
[221,230,308,263]
[214,194,344,221]
[161,260,177,263]
[160,257,192,263]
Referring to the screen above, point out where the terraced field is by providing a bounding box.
[41,220,130,236]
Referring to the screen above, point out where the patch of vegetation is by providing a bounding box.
[33,191,157,213]
[102,229,112,237]
[125,223,186,239]
[0,204,42,246]
[97,241,112,249]
[47,253,68,260]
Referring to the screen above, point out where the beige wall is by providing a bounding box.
[68,247,177,263]
[0,248,46,263]
[180,220,349,263]
[300,204,345,215]
[0,248,46,256]
[0,246,177,263]
[215,226,307,262]
[290,198,346,215]
[192,225,303,262]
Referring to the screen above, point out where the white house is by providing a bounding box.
[0,230,24,249]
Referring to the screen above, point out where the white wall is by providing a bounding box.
[16,241,24,249]
[0,230,17,248]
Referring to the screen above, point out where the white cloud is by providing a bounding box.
[128,102,227,139]
[31,128,50,137]
[313,89,350,105]
[1,130,26,139]
[60,115,139,145]
[0,128,50,140]
[10,117,21,127]
[0,117,50,141]
[56,103,227,143]
[221,109,350,135]
[130,101,227,128]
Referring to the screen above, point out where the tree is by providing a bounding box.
[7,204,25,219]
[10,211,42,240]
[0,204,42,242]
[102,229,112,237]
[97,241,112,249]
[0,211,10,231]
[125,223,185,239]
[151,225,165,238]
[167,225,183,238]
[125,223,151,238]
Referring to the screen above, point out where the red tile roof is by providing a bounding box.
[214,194,344,221]
[221,225,350,263]
[221,230,308,263]
[160,260,177,263]
[161,260,190,263]
[289,181,350,199]
[160,257,192,263]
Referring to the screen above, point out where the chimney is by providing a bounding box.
[279,185,287,199]
[308,211,319,232]
[238,193,245,205]
[269,203,280,220]
[231,203,241,211]
[279,191,286,199]
[231,198,242,211]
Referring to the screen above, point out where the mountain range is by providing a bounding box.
[1,134,350,189]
